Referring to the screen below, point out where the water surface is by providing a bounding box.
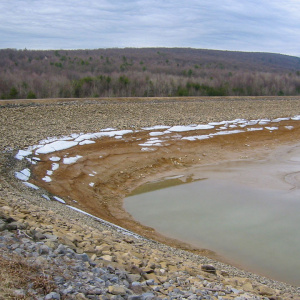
[125,145,300,286]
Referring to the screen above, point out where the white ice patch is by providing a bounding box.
[245,120,259,126]
[63,155,82,164]
[265,127,278,131]
[36,141,78,154]
[141,147,156,151]
[258,119,271,125]
[182,135,211,141]
[23,182,39,190]
[15,150,32,160]
[272,117,290,122]
[247,127,264,132]
[47,170,53,176]
[285,126,294,130]
[66,206,141,238]
[49,156,61,162]
[139,138,164,147]
[211,130,244,136]
[53,196,66,204]
[292,115,300,120]
[52,163,59,171]
[101,127,116,131]
[89,173,95,177]
[149,132,165,136]
[42,194,51,201]
[15,168,30,181]
[26,158,37,165]
[42,176,52,182]
[75,130,133,142]
[79,140,95,145]
[89,182,95,187]
[167,124,214,132]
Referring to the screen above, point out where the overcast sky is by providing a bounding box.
[1,0,300,57]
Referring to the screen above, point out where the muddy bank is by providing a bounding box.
[1,97,300,297]
[30,117,300,266]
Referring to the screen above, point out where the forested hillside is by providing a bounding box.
[1,48,300,99]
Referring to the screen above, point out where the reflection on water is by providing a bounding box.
[125,147,300,286]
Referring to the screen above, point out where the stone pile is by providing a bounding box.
[0,199,298,300]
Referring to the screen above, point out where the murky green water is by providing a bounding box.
[125,150,300,286]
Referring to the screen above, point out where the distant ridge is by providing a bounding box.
[1,48,300,99]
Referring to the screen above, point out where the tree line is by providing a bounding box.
[1,48,300,99]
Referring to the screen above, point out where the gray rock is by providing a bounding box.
[108,285,127,295]
[131,282,143,294]
[44,233,58,241]
[141,293,155,300]
[201,264,217,274]
[45,292,61,299]
[76,253,90,262]
[7,221,26,230]
[39,244,51,255]
[54,276,66,285]
[0,219,6,231]
[13,289,26,297]
[62,286,76,295]
[128,296,143,300]
[54,244,68,255]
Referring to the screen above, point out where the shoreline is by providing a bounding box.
[1,97,300,298]
[26,115,300,283]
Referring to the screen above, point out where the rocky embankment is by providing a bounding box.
[1,191,298,300]
[1,97,300,299]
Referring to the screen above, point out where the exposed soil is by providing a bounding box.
[30,117,300,266]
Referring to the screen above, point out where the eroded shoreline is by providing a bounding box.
[23,117,300,275]
[1,97,300,298]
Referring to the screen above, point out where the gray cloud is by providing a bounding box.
[0,0,299,56]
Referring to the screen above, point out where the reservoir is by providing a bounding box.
[125,145,300,286]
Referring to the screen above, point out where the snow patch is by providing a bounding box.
[52,163,59,171]
[149,132,165,136]
[36,141,78,154]
[53,196,66,204]
[247,127,264,132]
[212,130,244,136]
[285,126,294,130]
[15,168,30,181]
[49,156,61,162]
[66,206,141,238]
[272,117,290,122]
[182,135,211,141]
[79,140,95,145]
[42,194,51,200]
[265,127,278,131]
[141,147,156,152]
[42,176,52,182]
[23,182,39,190]
[63,155,83,164]
[168,124,214,132]
[15,150,32,160]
